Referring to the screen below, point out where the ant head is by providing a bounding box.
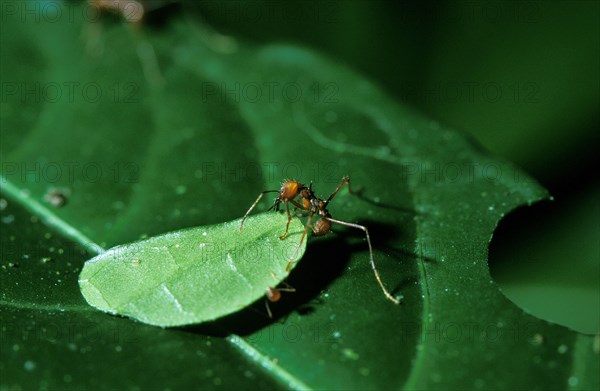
[280,180,303,200]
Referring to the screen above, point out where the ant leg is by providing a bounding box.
[289,198,309,211]
[263,285,295,319]
[278,284,296,293]
[286,212,315,272]
[280,201,292,240]
[265,300,273,319]
[240,190,278,231]
[279,200,310,239]
[270,272,296,292]
[325,217,401,304]
[286,197,311,218]
[325,176,352,204]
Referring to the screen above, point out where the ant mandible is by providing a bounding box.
[240,176,401,304]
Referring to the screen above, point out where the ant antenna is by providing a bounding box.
[285,212,315,272]
[240,190,279,231]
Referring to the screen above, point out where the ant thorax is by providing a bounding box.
[309,197,320,210]
[300,188,313,200]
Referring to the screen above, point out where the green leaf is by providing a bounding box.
[1,2,597,390]
[79,213,307,327]
[0,197,294,390]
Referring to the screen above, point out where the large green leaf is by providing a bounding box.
[1,2,597,390]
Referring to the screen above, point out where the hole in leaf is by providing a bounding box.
[489,198,599,334]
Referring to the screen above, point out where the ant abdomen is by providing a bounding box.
[312,218,331,236]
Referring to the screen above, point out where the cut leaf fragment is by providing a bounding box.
[79,213,306,327]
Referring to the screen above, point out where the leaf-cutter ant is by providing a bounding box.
[264,273,296,318]
[240,176,401,304]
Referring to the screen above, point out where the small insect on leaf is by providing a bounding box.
[78,213,306,327]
